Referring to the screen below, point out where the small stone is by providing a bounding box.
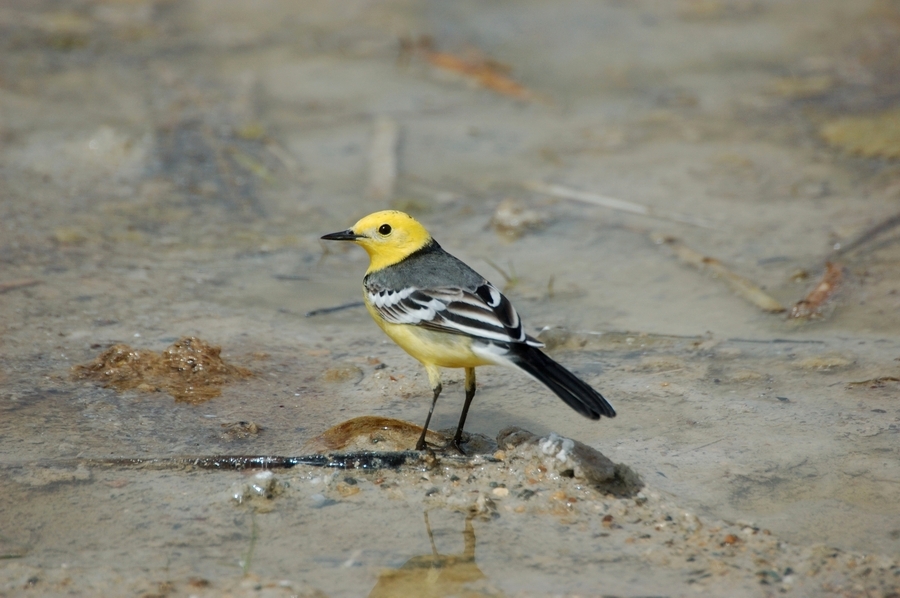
[336,483,360,497]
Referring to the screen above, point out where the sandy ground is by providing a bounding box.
[1,0,899,596]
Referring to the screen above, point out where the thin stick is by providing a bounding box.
[525,181,715,229]
[0,451,488,472]
[835,211,900,257]
[789,262,842,319]
[367,116,399,199]
[655,235,786,313]
[669,437,726,457]
[305,301,365,317]
[0,279,40,294]
[241,511,258,575]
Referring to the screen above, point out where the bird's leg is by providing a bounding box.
[451,367,477,454]
[416,366,443,451]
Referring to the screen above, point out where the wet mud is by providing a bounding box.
[2,0,900,596]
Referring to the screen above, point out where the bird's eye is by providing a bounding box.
[378,224,392,235]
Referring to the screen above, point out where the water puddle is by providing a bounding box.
[2,0,900,595]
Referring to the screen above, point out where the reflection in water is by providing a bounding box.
[369,512,503,598]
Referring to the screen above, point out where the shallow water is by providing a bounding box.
[2,0,900,595]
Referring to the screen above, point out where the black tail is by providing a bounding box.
[512,347,616,419]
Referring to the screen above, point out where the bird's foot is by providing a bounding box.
[445,433,468,455]
[415,439,441,453]
[415,437,466,455]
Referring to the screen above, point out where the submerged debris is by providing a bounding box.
[17,426,631,488]
[305,416,447,452]
[304,300,365,317]
[0,279,40,294]
[790,261,843,319]
[73,336,251,403]
[402,36,539,102]
[655,235,786,313]
[220,421,262,441]
[231,470,284,509]
[847,376,900,388]
[9,464,92,488]
[793,354,853,371]
[836,211,900,258]
[527,181,713,228]
[535,326,704,352]
[367,116,399,200]
[35,452,427,473]
[193,452,425,471]
[490,198,547,240]
[820,109,900,160]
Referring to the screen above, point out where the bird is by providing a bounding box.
[321,210,615,452]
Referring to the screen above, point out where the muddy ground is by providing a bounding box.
[1,0,899,596]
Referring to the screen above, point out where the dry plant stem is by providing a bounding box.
[655,235,786,313]
[304,301,365,318]
[790,262,843,319]
[835,210,900,257]
[426,53,535,101]
[367,116,399,199]
[526,181,715,229]
[0,279,40,293]
[847,377,900,387]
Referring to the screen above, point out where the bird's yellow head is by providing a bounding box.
[321,210,433,272]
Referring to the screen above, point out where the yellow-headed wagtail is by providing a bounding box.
[322,210,615,452]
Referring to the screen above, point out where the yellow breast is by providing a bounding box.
[364,299,494,369]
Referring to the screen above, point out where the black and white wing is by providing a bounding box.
[366,282,543,348]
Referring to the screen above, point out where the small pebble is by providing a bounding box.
[310,493,335,509]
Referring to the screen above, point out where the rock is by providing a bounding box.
[497,426,643,496]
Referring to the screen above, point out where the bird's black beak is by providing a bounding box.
[321,229,363,241]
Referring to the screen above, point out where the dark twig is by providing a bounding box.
[835,211,900,257]
[305,301,365,317]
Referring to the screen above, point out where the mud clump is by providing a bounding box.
[305,416,447,452]
[220,420,262,440]
[73,336,251,403]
